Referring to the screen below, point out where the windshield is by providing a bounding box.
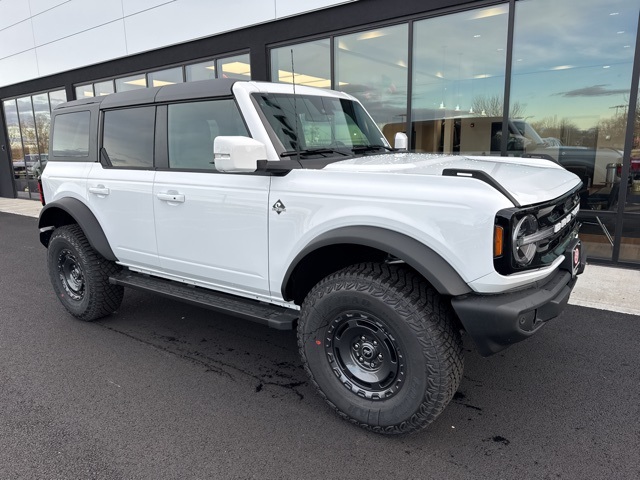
[253,93,389,156]
[512,120,545,145]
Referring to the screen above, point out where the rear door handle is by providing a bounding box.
[89,185,110,196]
[157,192,185,203]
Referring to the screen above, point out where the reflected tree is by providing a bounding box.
[471,94,526,118]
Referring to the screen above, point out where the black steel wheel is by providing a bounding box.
[325,311,405,400]
[298,262,463,434]
[47,225,123,321]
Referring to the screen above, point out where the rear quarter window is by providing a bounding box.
[52,111,91,157]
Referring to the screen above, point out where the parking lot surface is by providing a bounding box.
[1,211,638,479]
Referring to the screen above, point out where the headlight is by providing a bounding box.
[512,214,538,266]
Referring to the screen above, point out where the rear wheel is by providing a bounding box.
[47,225,123,321]
[298,263,463,434]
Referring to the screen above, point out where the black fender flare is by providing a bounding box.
[38,197,117,262]
[281,226,471,299]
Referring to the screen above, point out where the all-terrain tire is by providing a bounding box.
[47,224,124,321]
[297,262,463,434]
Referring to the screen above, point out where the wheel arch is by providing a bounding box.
[281,226,471,304]
[38,197,117,262]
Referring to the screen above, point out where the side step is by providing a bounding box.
[109,271,298,330]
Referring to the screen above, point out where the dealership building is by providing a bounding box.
[1,0,639,267]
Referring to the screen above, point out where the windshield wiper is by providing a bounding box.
[280,148,350,158]
[351,145,395,154]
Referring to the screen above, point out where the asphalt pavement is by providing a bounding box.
[1,211,639,479]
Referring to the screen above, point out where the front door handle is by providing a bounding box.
[157,192,185,203]
[89,185,110,196]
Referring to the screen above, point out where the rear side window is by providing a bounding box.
[103,107,155,168]
[168,99,248,170]
[52,111,90,157]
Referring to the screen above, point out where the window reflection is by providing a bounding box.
[510,0,638,208]
[620,89,640,262]
[94,80,115,96]
[186,60,216,82]
[75,84,94,99]
[148,67,184,87]
[271,39,331,88]
[411,5,509,154]
[115,74,147,92]
[335,25,408,144]
[219,54,251,80]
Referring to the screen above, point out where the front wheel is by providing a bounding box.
[47,224,123,321]
[298,263,463,434]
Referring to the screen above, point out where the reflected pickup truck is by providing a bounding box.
[38,79,586,434]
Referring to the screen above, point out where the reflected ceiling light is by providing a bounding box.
[617,31,625,34]
[497,48,504,52]
[474,74,491,79]
[609,12,619,15]
[357,30,387,41]
[551,65,574,70]
[397,60,407,67]
[435,71,444,79]
[152,80,176,87]
[221,62,251,76]
[473,34,481,38]
[84,92,94,98]
[338,40,350,51]
[624,45,631,48]
[205,65,216,71]
[277,69,332,88]
[471,5,508,19]
[124,78,147,86]
[516,59,523,62]
[603,65,611,69]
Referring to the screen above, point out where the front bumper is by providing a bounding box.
[451,238,586,356]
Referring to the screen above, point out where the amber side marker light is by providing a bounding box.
[494,225,504,257]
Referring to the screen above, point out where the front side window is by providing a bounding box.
[102,107,155,168]
[52,111,90,157]
[168,99,248,170]
[254,93,388,155]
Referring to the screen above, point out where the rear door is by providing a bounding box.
[87,106,159,270]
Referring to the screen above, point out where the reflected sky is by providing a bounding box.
[511,0,639,129]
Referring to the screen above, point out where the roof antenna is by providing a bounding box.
[291,49,302,161]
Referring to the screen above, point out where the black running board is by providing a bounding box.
[109,271,298,330]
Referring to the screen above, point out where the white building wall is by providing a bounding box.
[0,0,356,88]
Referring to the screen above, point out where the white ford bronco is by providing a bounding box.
[39,79,585,434]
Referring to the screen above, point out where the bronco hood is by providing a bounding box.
[324,153,581,206]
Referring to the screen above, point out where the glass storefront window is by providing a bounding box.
[510,0,639,261]
[511,0,638,195]
[620,88,640,263]
[115,74,147,92]
[3,99,25,197]
[335,24,408,144]
[148,67,184,87]
[218,54,251,80]
[49,90,67,109]
[94,80,115,96]
[411,5,509,154]
[32,93,50,165]
[271,39,331,88]
[75,84,94,99]
[15,97,37,198]
[186,60,216,82]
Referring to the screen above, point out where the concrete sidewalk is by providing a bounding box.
[2,197,638,315]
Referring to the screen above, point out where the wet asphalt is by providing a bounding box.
[1,211,638,479]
